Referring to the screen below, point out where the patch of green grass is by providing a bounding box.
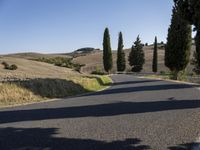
[99,75,113,85]
[70,75,112,92]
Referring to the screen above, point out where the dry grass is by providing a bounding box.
[3,52,70,60]
[0,74,112,107]
[0,56,112,107]
[73,46,167,73]
[0,83,43,106]
[73,45,196,73]
[0,57,79,79]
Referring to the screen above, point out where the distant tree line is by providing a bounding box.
[102,28,159,74]
[101,0,200,80]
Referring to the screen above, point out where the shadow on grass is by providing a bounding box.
[168,142,200,150]
[5,78,89,98]
[0,100,200,124]
[0,127,150,150]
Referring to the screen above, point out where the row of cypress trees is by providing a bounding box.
[103,28,158,74]
[103,28,126,74]
[103,0,199,79]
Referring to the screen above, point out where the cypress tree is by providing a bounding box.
[128,35,145,72]
[152,36,158,73]
[175,0,200,70]
[103,28,113,74]
[117,32,126,72]
[165,5,192,80]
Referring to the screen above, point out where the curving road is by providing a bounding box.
[0,74,200,150]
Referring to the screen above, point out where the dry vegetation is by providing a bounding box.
[73,45,196,74]
[0,57,77,79]
[0,56,112,107]
[73,45,167,73]
[0,44,196,107]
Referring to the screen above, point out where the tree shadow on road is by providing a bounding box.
[112,80,160,86]
[88,83,199,96]
[168,142,200,150]
[0,100,200,124]
[0,127,150,150]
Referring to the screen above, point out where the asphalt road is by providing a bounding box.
[0,74,200,150]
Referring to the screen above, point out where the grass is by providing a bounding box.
[0,75,112,107]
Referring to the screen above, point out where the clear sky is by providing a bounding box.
[0,0,174,54]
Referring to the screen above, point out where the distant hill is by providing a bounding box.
[67,47,101,58]
[1,44,196,75]
[3,52,71,60]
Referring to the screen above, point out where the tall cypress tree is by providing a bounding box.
[175,0,200,70]
[152,36,158,73]
[128,35,145,72]
[103,28,113,74]
[165,5,192,80]
[117,32,126,72]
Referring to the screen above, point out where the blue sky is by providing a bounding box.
[0,0,174,54]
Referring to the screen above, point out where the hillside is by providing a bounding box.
[0,45,195,77]
[3,52,70,60]
[0,56,112,107]
[73,45,196,74]
[0,57,77,79]
[73,45,167,73]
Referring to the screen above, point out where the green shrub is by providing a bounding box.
[9,64,18,70]
[91,66,105,75]
[1,62,18,70]
[160,71,166,75]
[33,57,84,72]
[1,62,9,69]
[91,70,105,75]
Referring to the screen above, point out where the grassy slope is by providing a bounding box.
[73,45,167,73]
[3,52,70,60]
[0,56,112,107]
[73,45,196,73]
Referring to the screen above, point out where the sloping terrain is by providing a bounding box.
[0,56,112,107]
[0,56,77,79]
[73,45,167,73]
[73,45,196,74]
[3,52,70,60]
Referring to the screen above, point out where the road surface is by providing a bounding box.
[0,75,200,150]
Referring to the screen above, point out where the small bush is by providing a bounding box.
[9,64,18,70]
[1,61,9,69]
[91,70,105,75]
[1,62,18,70]
[91,66,105,75]
[160,71,166,75]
